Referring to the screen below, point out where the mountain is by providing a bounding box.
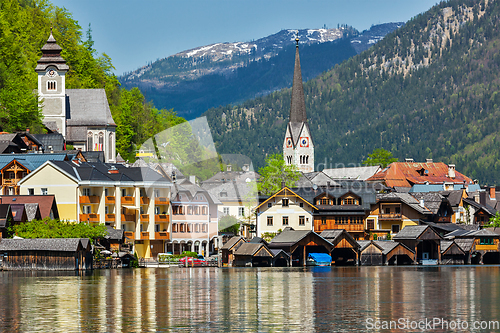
[203,0,500,185]
[119,24,402,119]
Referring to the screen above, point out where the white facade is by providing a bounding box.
[283,123,314,173]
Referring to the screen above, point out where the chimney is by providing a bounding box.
[448,164,456,179]
[226,165,232,172]
[474,192,480,204]
[426,158,433,163]
[479,191,487,205]
[171,171,177,183]
[419,199,425,208]
[26,128,29,133]
[405,158,414,162]
[189,175,196,184]
[490,187,496,200]
[326,181,330,189]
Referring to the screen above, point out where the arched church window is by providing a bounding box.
[306,155,309,164]
[299,156,302,164]
[47,81,56,91]
[87,132,93,152]
[109,133,114,160]
[287,156,292,164]
[98,132,104,151]
[94,133,98,151]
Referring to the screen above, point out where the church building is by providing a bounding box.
[35,31,117,163]
[283,36,314,173]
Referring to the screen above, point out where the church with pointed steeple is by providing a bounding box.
[283,35,314,173]
[36,30,117,163]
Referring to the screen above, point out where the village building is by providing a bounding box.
[0,204,14,239]
[444,228,500,264]
[17,160,172,259]
[439,240,467,264]
[169,177,220,257]
[232,242,274,267]
[221,235,246,266]
[0,238,92,270]
[319,229,360,265]
[357,240,415,265]
[36,31,116,163]
[393,225,443,264]
[0,195,59,220]
[367,160,475,192]
[254,187,317,238]
[283,36,314,173]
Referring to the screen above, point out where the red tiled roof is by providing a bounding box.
[367,162,473,188]
[0,195,57,219]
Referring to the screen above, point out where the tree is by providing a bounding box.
[257,154,301,195]
[8,218,107,241]
[486,212,500,228]
[219,215,240,234]
[362,148,398,168]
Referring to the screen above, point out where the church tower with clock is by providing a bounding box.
[283,35,314,173]
[35,29,69,138]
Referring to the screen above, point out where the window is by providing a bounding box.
[47,81,56,90]
[187,224,192,233]
[187,206,193,215]
[202,223,208,233]
[268,203,272,208]
[156,206,161,215]
[391,225,400,234]
[320,198,329,205]
[105,206,109,214]
[109,133,114,161]
[122,189,127,197]
[172,223,178,232]
[299,202,304,208]
[321,217,326,225]
[83,188,91,196]
[223,207,230,215]
[140,224,144,232]
[299,216,305,225]
[41,188,48,195]
[195,224,200,233]
[82,205,91,214]
[282,198,289,207]
[395,206,401,214]
[342,198,356,205]
[194,206,200,215]
[367,219,375,229]
[28,188,34,195]
[220,191,228,197]
[385,207,391,214]
[282,216,289,226]
[480,238,494,245]
[104,188,109,196]
[87,132,93,152]
[180,224,185,233]
[267,216,273,226]
[202,206,208,215]
[238,207,245,217]
[155,224,160,232]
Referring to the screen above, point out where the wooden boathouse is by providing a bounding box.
[357,240,415,265]
[320,229,360,265]
[0,238,92,270]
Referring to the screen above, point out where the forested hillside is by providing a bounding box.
[0,0,185,161]
[204,0,500,185]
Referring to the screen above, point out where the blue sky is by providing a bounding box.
[50,0,440,76]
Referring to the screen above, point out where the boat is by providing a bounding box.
[420,259,439,265]
[306,253,332,266]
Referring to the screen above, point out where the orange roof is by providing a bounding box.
[367,162,473,188]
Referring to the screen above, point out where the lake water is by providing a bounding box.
[1,266,499,332]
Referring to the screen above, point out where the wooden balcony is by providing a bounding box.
[155,231,169,240]
[140,197,150,205]
[475,244,498,251]
[105,214,115,222]
[140,232,149,240]
[79,196,100,204]
[155,197,169,205]
[140,214,149,222]
[80,213,100,222]
[105,196,115,204]
[121,196,134,205]
[121,214,136,222]
[124,231,135,239]
[379,213,402,220]
[155,214,169,223]
[2,178,18,186]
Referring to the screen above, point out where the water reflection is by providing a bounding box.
[0,266,499,332]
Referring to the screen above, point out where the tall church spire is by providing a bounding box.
[283,32,314,173]
[289,35,307,123]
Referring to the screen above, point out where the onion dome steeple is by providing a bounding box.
[35,28,69,73]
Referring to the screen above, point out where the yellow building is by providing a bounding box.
[18,160,172,258]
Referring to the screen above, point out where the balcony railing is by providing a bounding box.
[105,214,115,222]
[79,213,100,222]
[155,214,169,223]
[475,244,498,251]
[140,232,149,240]
[140,197,150,205]
[379,213,402,220]
[105,196,115,204]
[155,231,169,240]
[2,179,18,185]
[121,196,134,205]
[155,197,169,205]
[121,214,136,222]
[79,196,100,204]
[124,231,135,239]
[140,214,149,222]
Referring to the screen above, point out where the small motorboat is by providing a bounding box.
[306,253,332,266]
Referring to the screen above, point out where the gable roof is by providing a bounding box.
[0,195,58,220]
[377,192,432,215]
[393,225,442,240]
[66,89,116,127]
[234,243,272,257]
[323,166,381,180]
[367,162,473,188]
[0,204,12,228]
[410,192,447,214]
[221,236,245,250]
[254,187,317,211]
[0,238,85,252]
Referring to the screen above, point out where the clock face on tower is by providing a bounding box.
[47,69,56,78]
[286,137,293,148]
[300,137,309,147]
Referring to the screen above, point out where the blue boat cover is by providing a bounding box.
[308,253,332,263]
